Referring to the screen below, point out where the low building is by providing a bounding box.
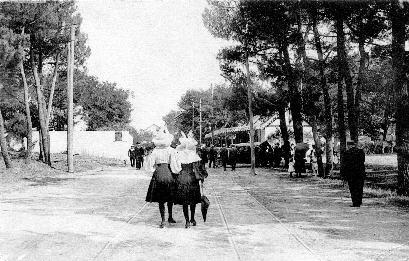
[32,131,133,160]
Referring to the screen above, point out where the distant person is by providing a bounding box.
[135,143,144,169]
[288,157,295,177]
[208,145,217,168]
[343,141,366,207]
[273,143,282,167]
[282,142,291,169]
[199,144,208,166]
[229,145,238,171]
[139,146,145,168]
[294,143,307,178]
[220,144,228,171]
[310,145,318,176]
[128,145,136,167]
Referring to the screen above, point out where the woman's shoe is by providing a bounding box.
[168,218,176,224]
[190,219,197,226]
[185,221,190,229]
[159,221,165,228]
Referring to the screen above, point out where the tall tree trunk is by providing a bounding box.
[338,16,358,143]
[391,1,409,196]
[281,42,304,143]
[356,38,366,134]
[30,45,51,166]
[45,52,60,128]
[310,116,324,177]
[312,9,333,177]
[20,63,33,162]
[0,108,12,169]
[336,14,347,179]
[278,102,290,167]
[245,41,256,176]
[19,28,33,162]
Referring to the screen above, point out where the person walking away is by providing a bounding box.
[220,144,228,171]
[145,128,182,228]
[343,141,366,207]
[174,132,208,228]
[128,145,136,167]
[208,145,216,168]
[229,145,238,171]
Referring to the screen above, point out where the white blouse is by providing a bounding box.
[144,147,182,174]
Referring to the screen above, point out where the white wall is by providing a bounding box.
[32,131,133,160]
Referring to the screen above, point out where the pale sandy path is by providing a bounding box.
[0,167,408,261]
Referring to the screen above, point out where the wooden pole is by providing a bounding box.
[192,101,195,131]
[211,84,214,145]
[245,40,256,176]
[199,98,202,145]
[67,24,75,173]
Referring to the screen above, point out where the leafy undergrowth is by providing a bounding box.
[0,153,123,187]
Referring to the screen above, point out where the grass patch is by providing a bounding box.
[363,187,397,198]
[388,196,409,207]
[0,153,123,188]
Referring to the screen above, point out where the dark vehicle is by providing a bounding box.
[233,142,261,164]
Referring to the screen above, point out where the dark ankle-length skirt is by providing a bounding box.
[173,163,201,205]
[145,164,175,203]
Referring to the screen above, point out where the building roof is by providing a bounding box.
[204,112,311,139]
[204,115,279,138]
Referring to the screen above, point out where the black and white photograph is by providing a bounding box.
[1,0,409,260]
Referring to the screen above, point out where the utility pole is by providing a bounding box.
[67,24,75,173]
[192,101,195,131]
[245,38,256,176]
[211,84,214,145]
[199,98,202,145]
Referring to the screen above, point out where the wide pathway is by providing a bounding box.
[0,167,408,261]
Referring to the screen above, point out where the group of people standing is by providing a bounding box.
[128,144,145,169]
[144,129,208,228]
[199,144,238,171]
[257,141,291,168]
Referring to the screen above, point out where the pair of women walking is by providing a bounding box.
[144,129,208,228]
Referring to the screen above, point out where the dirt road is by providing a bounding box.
[0,167,408,261]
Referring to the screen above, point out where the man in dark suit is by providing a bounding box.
[208,145,217,168]
[229,145,238,171]
[343,140,366,207]
[128,145,136,167]
[135,143,144,169]
[220,144,229,171]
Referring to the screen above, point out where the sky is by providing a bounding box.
[76,0,227,130]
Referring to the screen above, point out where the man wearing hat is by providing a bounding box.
[343,140,366,207]
[220,144,229,171]
[229,144,238,171]
[128,145,136,167]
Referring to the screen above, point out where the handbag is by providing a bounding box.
[194,162,208,181]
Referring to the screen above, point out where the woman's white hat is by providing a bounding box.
[177,130,201,164]
[186,130,198,150]
[176,131,189,151]
[152,126,173,148]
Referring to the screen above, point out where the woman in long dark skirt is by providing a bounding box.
[145,129,181,228]
[174,132,208,228]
